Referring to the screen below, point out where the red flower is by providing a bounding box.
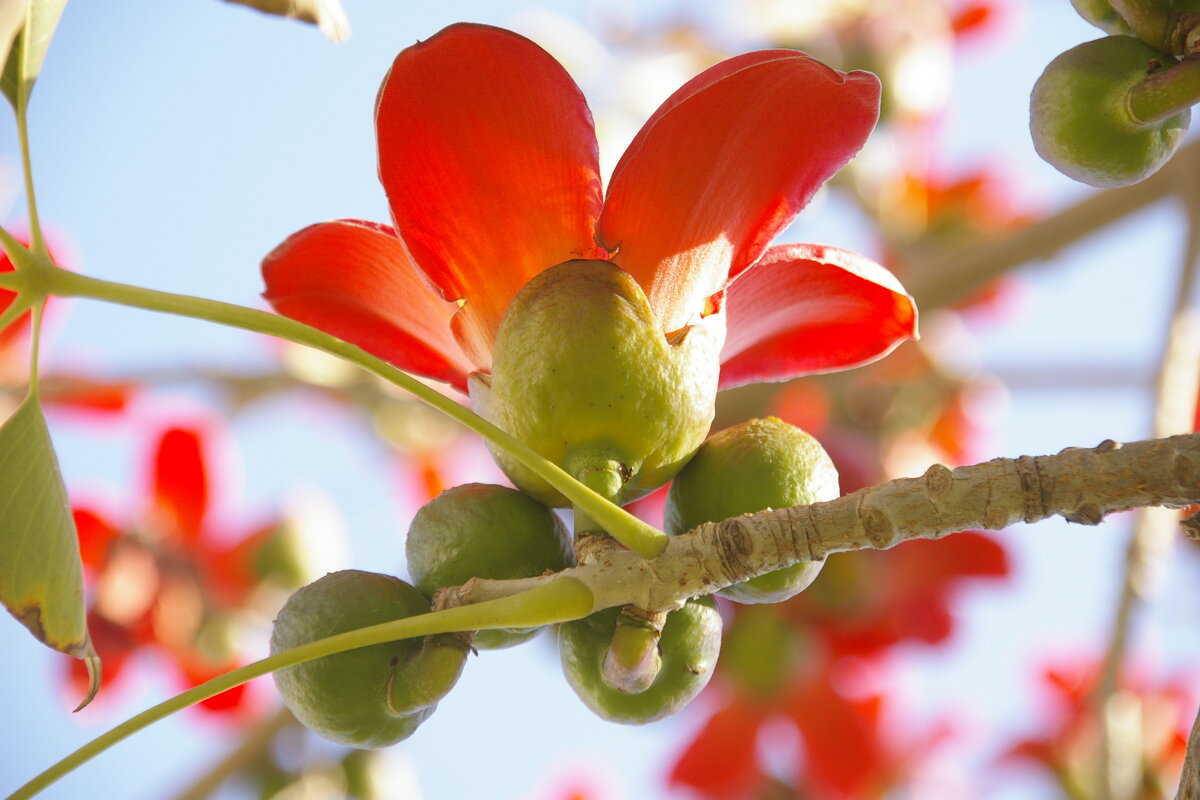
[69,423,288,714]
[672,660,954,799]
[0,234,133,414]
[798,531,1009,657]
[261,23,916,395]
[1003,658,1194,795]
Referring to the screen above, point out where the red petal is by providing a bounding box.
[377,23,604,364]
[178,657,249,713]
[598,52,880,332]
[150,428,208,542]
[669,702,767,797]
[718,244,917,390]
[44,376,134,415]
[0,246,31,350]
[893,531,1009,586]
[788,679,884,797]
[262,219,471,390]
[73,507,122,568]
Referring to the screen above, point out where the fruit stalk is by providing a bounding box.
[600,606,667,693]
[1128,56,1200,124]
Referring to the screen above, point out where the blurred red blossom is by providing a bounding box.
[69,423,293,715]
[0,233,133,415]
[1003,659,1195,798]
[672,656,955,799]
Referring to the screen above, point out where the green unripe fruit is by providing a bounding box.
[665,417,837,604]
[558,596,721,725]
[1030,36,1190,188]
[406,483,572,649]
[1070,0,1133,34]
[469,260,724,507]
[270,570,467,747]
[720,606,803,698]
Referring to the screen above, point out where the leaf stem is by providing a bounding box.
[5,577,594,800]
[26,262,665,557]
[14,98,45,258]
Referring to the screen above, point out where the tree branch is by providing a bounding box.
[442,432,1200,615]
[905,139,1200,313]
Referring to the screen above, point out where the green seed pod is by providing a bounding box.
[1030,36,1190,187]
[469,260,724,507]
[1069,0,1133,35]
[720,606,804,698]
[270,570,467,748]
[558,596,722,725]
[665,417,837,604]
[406,483,572,648]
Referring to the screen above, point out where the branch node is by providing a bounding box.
[923,462,954,500]
[860,506,896,549]
[1016,455,1050,522]
[1064,502,1105,526]
[1172,451,1198,491]
[1182,510,1200,540]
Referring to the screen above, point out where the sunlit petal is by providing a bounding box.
[377,23,605,363]
[718,244,917,389]
[262,219,472,391]
[598,52,880,331]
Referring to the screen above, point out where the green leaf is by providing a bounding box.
[0,0,67,111]
[0,392,99,709]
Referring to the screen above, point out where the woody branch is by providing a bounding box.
[442,432,1200,614]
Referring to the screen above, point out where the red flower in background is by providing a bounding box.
[262,22,916,395]
[0,235,133,414]
[1004,659,1194,796]
[672,657,954,799]
[668,527,1007,798]
[70,424,290,714]
[797,532,1008,656]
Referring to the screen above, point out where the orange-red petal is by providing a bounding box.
[598,51,881,332]
[669,701,767,797]
[376,23,604,366]
[261,219,471,391]
[718,244,917,390]
[150,427,209,543]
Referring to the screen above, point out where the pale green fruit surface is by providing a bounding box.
[470,260,724,507]
[270,570,433,748]
[558,596,722,725]
[1030,36,1189,188]
[665,417,837,604]
[1069,0,1132,34]
[406,483,571,648]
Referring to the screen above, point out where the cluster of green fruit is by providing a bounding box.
[1031,0,1200,187]
[268,263,838,747]
[268,416,837,747]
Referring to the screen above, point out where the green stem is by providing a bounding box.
[27,301,43,391]
[5,577,594,800]
[14,100,46,259]
[570,459,627,538]
[22,262,665,558]
[1128,56,1200,124]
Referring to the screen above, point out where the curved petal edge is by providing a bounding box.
[261,219,472,391]
[718,244,917,390]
